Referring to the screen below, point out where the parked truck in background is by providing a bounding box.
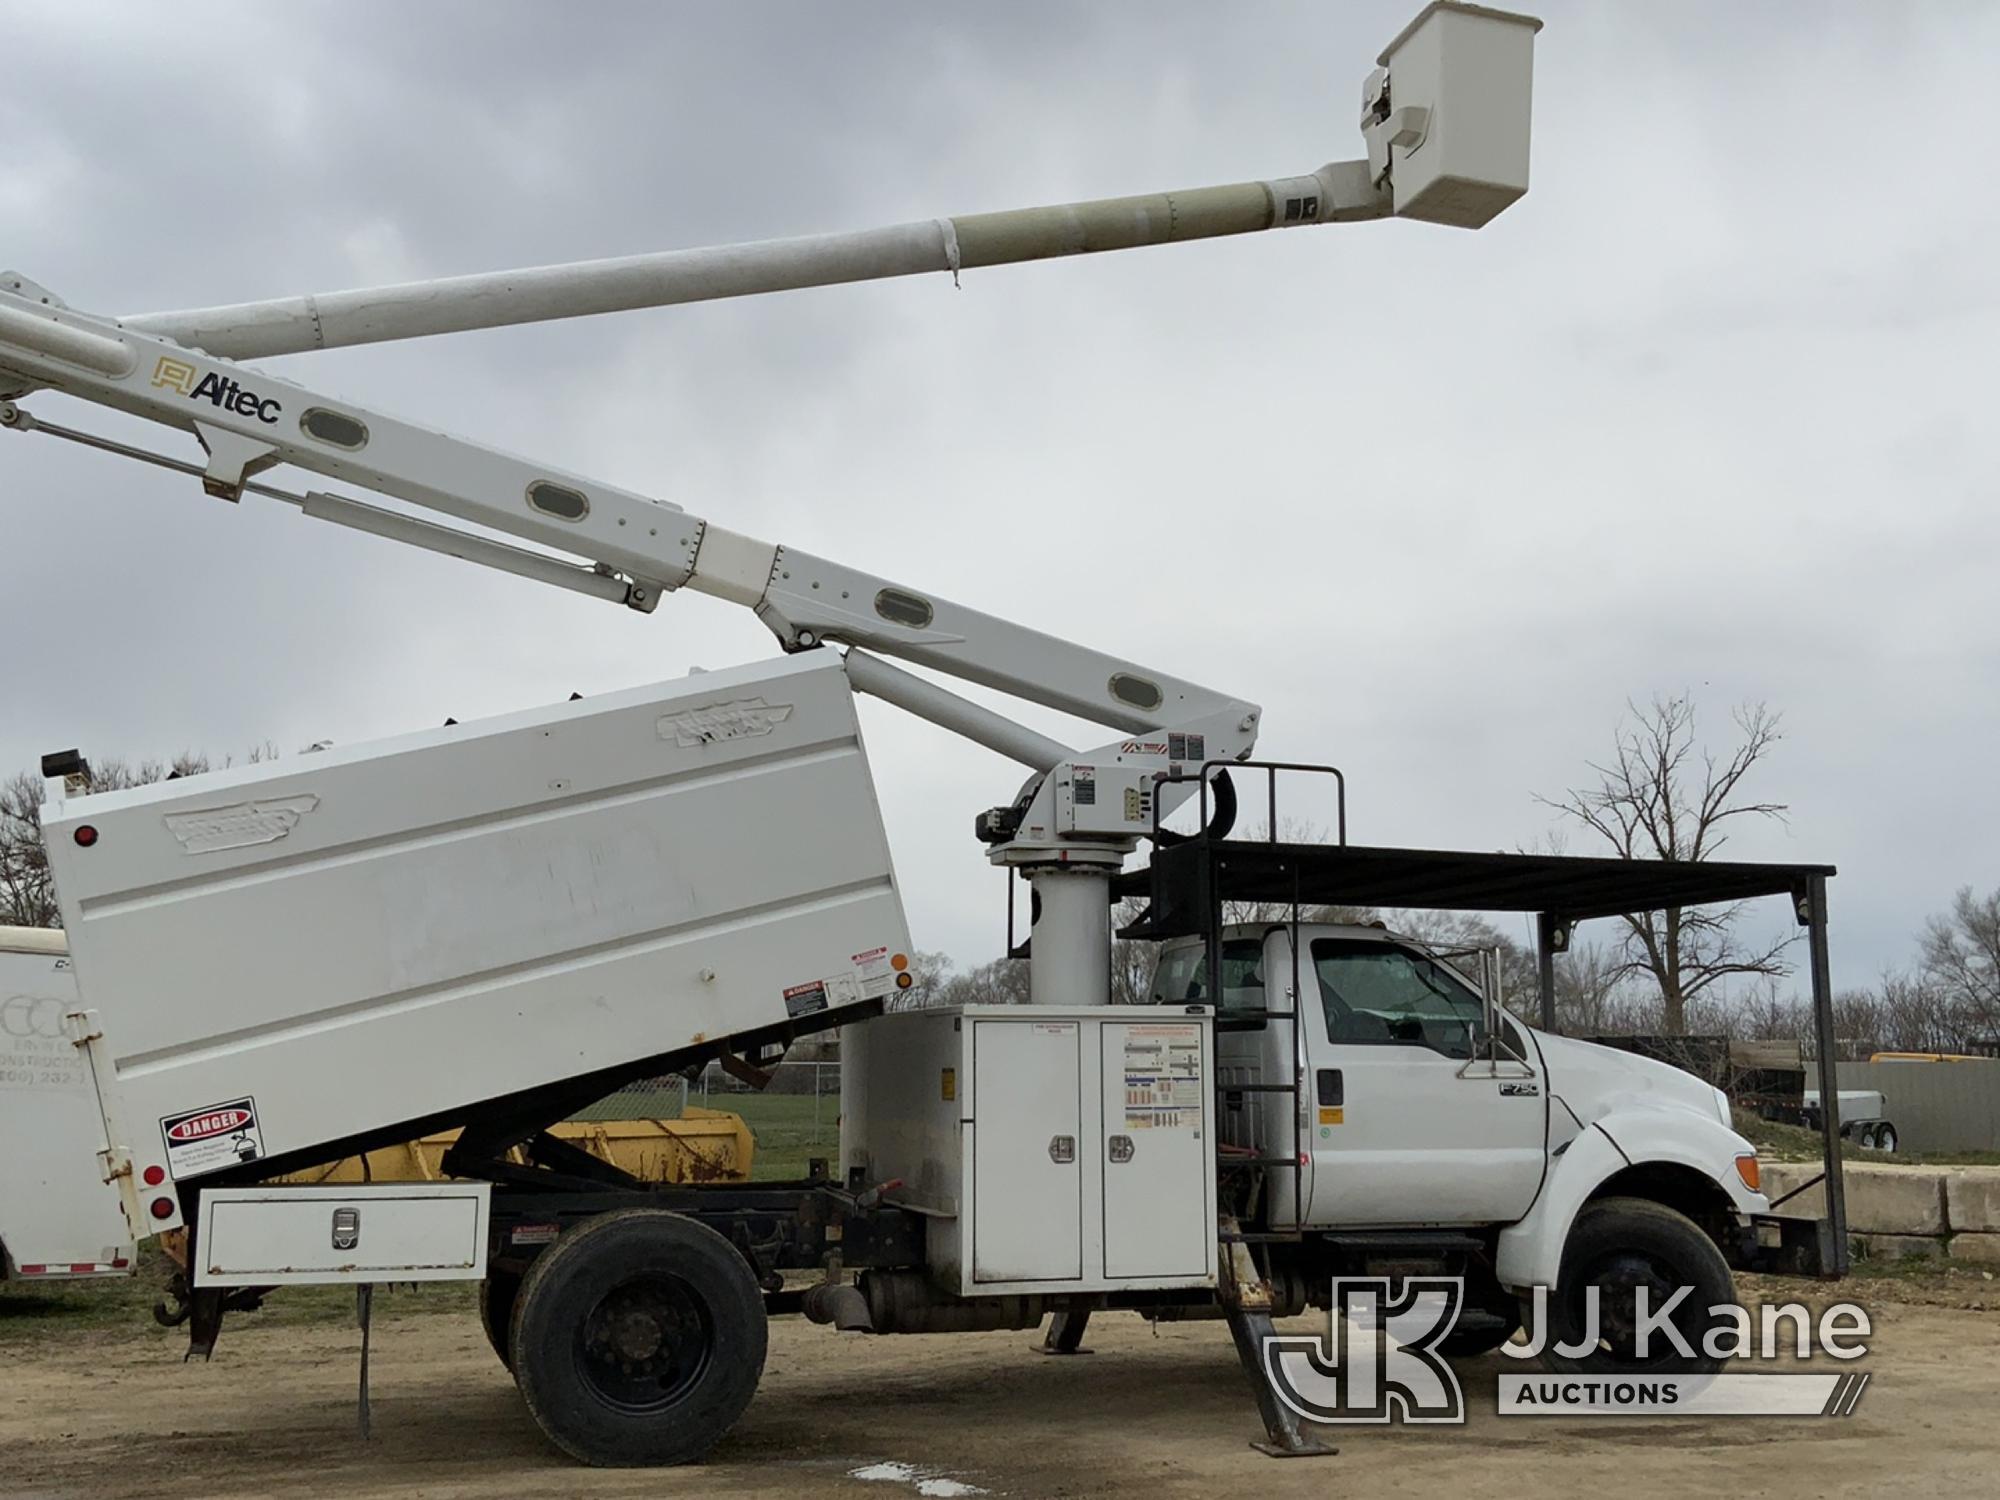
[1,927,135,1282]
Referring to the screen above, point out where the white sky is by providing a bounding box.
[2,1,1995,993]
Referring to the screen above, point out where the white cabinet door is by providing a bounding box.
[1101,1020,1210,1279]
[971,1019,1081,1283]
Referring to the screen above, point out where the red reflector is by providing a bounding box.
[142,1164,166,1187]
[69,1263,97,1275]
[112,1257,130,1269]
[73,825,98,847]
[149,1196,175,1221]
[19,1264,46,1276]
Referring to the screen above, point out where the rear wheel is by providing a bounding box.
[509,1209,767,1467]
[1541,1197,1735,1375]
[1873,1122,1899,1153]
[479,1269,522,1370]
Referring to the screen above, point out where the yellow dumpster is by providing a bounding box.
[275,1107,754,1185]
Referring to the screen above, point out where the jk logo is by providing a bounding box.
[1263,1277,1467,1425]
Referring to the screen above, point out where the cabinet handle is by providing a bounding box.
[1048,1134,1076,1164]
[1108,1134,1135,1164]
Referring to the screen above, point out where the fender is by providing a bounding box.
[1495,1105,1767,1293]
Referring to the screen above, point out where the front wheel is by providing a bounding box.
[1541,1197,1735,1375]
[509,1209,768,1466]
[1438,1303,1521,1359]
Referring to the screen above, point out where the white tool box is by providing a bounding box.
[846,1004,1217,1296]
[195,1182,490,1287]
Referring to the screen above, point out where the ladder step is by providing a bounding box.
[1221,1154,1304,1167]
[1221,1083,1298,1094]
[1219,1231,1307,1244]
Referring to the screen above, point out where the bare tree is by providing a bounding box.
[0,770,58,929]
[1918,886,2000,1045]
[884,948,957,1012]
[1539,694,1793,1033]
[1548,940,1637,1034]
[1,752,218,928]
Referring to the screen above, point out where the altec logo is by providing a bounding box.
[151,354,282,424]
[165,1107,254,1143]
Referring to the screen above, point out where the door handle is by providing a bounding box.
[1048,1134,1076,1164]
[1316,1069,1344,1107]
[1108,1134,1135,1164]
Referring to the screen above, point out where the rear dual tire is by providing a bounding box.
[507,1209,767,1466]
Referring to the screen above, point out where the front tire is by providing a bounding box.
[1438,1304,1521,1359]
[509,1209,768,1466]
[1541,1197,1735,1375]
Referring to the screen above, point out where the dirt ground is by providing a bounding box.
[1,1274,1993,1500]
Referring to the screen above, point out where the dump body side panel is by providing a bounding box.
[43,654,909,1186]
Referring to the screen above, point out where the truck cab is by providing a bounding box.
[1154,923,1770,1367]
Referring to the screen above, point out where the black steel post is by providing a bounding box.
[1805,874,1849,1275]
[1536,912,1558,1033]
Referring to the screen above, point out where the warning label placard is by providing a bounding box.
[784,980,829,1018]
[1123,1024,1203,1130]
[851,946,896,1001]
[159,1096,263,1176]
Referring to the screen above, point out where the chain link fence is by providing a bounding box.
[565,1061,841,1176]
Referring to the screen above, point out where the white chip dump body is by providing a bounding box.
[0,929,134,1277]
[42,653,908,1224]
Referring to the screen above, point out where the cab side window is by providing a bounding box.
[1311,939,1485,1059]
[1153,939,1265,1025]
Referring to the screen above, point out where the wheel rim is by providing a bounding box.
[1569,1250,1695,1366]
[575,1272,714,1413]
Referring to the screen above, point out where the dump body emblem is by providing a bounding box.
[163,795,320,854]
[657,698,794,747]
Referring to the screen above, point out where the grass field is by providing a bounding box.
[574,1082,839,1182]
[1732,1106,2000,1166]
[715,1090,841,1180]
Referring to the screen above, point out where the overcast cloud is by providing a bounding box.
[2,1,1995,994]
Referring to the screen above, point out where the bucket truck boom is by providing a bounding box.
[0,3,1542,994]
[0,8,1745,1475]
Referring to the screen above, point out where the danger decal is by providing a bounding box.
[159,1096,263,1177]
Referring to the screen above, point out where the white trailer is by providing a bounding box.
[0,928,134,1280]
[0,2,1850,1468]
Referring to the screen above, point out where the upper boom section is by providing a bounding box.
[126,168,1374,362]
[123,3,1540,362]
